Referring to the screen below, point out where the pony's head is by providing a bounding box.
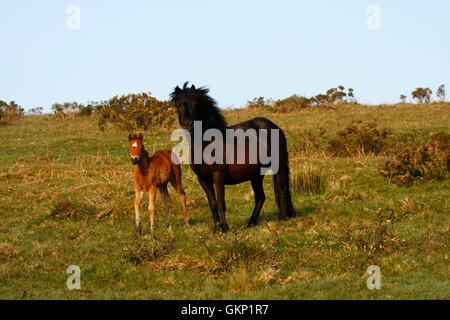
[170,82,227,132]
[128,133,144,165]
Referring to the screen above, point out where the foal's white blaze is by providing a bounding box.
[132,142,138,148]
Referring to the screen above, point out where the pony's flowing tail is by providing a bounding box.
[273,132,295,219]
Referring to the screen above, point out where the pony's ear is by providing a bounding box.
[191,85,196,90]
[138,133,143,141]
[128,134,133,141]
[174,86,181,94]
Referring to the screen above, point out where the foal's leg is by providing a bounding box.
[159,185,171,229]
[134,188,144,234]
[148,185,157,233]
[213,172,229,233]
[198,178,221,233]
[248,175,266,228]
[169,177,189,226]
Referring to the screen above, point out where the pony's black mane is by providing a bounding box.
[170,82,227,132]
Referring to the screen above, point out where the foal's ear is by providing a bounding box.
[138,133,143,141]
[191,84,196,90]
[174,86,181,94]
[128,134,133,141]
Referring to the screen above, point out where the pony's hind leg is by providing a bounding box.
[134,188,144,234]
[159,185,171,229]
[248,175,266,228]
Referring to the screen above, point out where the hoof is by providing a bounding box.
[247,220,258,228]
[219,223,229,233]
[135,225,142,235]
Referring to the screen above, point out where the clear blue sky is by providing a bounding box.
[1,0,449,111]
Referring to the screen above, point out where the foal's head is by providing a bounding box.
[128,133,144,165]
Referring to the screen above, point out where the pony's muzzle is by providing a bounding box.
[131,157,139,165]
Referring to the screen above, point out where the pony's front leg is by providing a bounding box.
[213,172,229,233]
[148,186,157,233]
[134,189,144,234]
[198,178,221,233]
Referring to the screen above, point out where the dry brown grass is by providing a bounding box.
[290,164,326,195]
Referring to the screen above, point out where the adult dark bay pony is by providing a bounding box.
[128,133,189,234]
[170,83,295,233]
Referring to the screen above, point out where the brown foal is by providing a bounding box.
[128,133,189,234]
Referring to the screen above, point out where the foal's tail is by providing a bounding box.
[273,130,295,219]
[168,151,190,225]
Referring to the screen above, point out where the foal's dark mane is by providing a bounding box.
[170,82,227,132]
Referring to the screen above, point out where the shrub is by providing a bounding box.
[245,97,274,111]
[51,200,95,220]
[379,132,449,186]
[344,205,422,256]
[52,102,101,119]
[328,121,391,157]
[437,84,445,102]
[411,87,432,104]
[310,86,356,106]
[200,232,266,274]
[0,100,24,122]
[274,95,312,112]
[290,164,326,195]
[290,129,325,155]
[98,93,176,131]
[51,102,77,119]
[77,104,95,117]
[123,238,175,265]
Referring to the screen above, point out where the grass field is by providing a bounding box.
[0,103,449,299]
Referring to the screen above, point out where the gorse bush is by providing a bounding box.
[328,121,391,157]
[98,93,176,131]
[379,132,449,186]
[0,100,24,122]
